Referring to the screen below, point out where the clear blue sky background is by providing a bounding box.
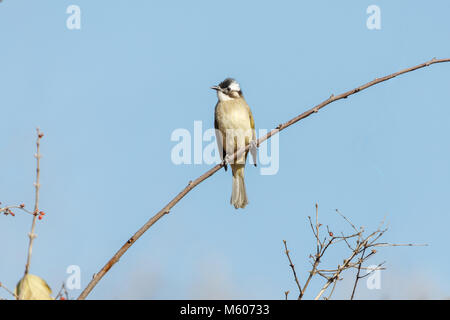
[1,1,449,299]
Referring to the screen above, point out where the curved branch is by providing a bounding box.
[77,57,450,300]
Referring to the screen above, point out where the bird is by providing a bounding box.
[212,78,257,209]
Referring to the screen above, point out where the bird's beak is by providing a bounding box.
[210,85,221,91]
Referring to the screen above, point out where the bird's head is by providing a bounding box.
[211,78,243,101]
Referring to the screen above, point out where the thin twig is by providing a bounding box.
[299,205,338,299]
[0,205,34,216]
[369,242,428,248]
[336,209,358,233]
[350,247,366,300]
[358,262,386,279]
[54,282,69,300]
[77,57,449,300]
[326,276,339,300]
[314,240,367,300]
[0,282,17,299]
[283,240,302,295]
[24,129,43,276]
[315,204,320,255]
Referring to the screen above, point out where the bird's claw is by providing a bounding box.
[222,155,232,171]
[224,154,232,163]
[249,140,258,167]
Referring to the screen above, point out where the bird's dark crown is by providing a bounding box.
[219,78,237,89]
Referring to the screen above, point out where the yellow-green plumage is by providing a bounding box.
[215,96,256,209]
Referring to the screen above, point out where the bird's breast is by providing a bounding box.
[215,99,252,131]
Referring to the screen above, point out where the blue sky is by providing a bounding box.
[1,1,449,299]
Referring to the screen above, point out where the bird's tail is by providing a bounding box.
[231,164,248,209]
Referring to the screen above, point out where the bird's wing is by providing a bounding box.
[215,108,228,171]
[248,108,257,166]
[249,109,256,140]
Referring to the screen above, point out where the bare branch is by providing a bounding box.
[0,204,34,217]
[24,128,43,276]
[78,58,449,300]
[0,282,17,299]
[335,209,358,233]
[286,204,425,300]
[283,240,302,296]
[350,247,366,299]
[54,282,69,300]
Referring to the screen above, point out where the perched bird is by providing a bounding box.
[212,78,257,209]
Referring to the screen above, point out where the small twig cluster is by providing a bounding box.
[283,204,426,300]
[1,203,33,217]
[0,203,45,219]
[0,129,54,300]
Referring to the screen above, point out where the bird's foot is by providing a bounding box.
[222,155,232,171]
[249,140,258,167]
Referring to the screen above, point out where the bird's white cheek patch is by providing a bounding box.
[229,82,241,92]
[217,91,233,101]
